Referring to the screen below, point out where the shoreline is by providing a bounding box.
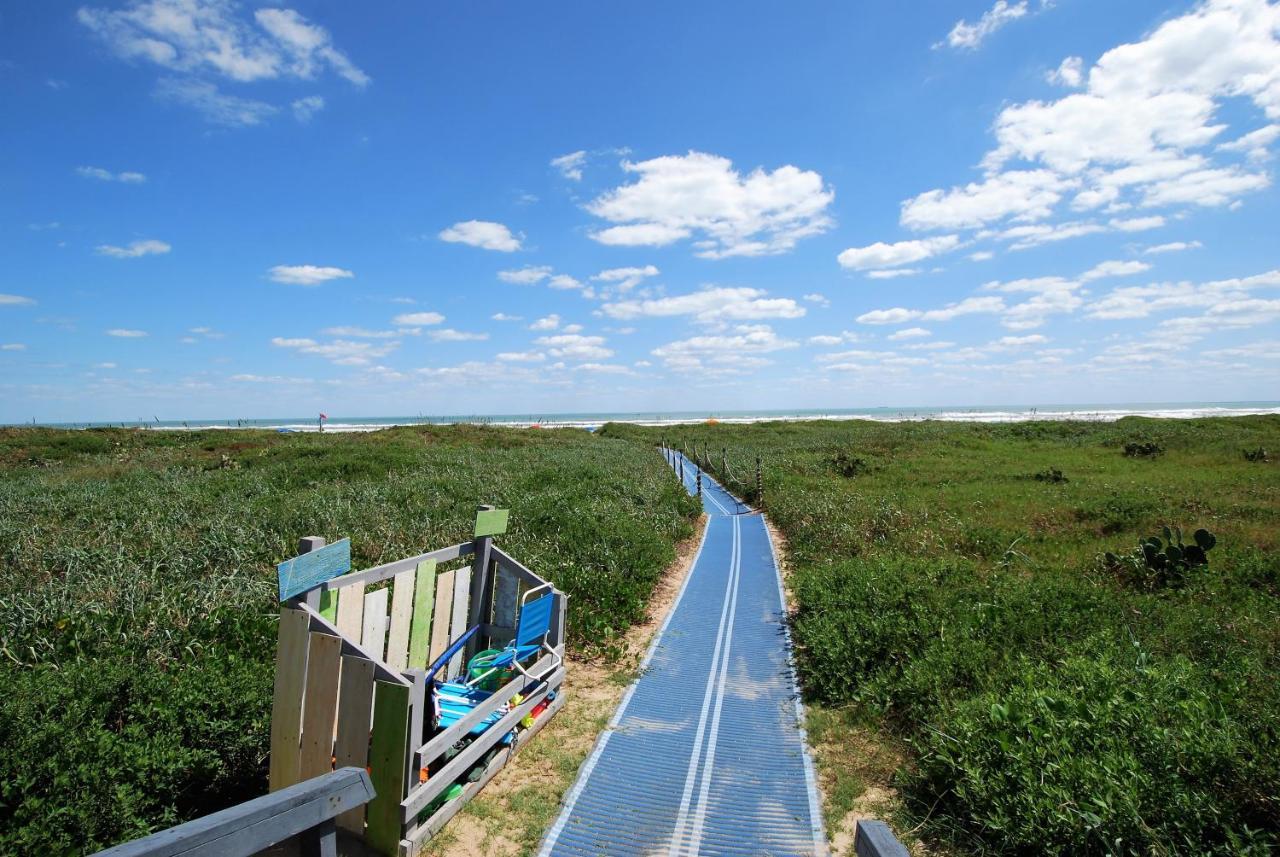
[14,403,1280,433]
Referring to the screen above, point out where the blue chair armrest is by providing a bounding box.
[425,624,480,682]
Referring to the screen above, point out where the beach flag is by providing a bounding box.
[319,412,328,420]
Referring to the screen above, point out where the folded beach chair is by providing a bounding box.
[426,584,562,737]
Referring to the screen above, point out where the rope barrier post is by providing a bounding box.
[679,456,684,485]
[696,468,702,498]
[721,447,727,477]
[747,455,757,511]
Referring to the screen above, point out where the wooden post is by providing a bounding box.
[468,504,496,657]
[721,447,727,476]
[269,536,324,793]
[296,536,326,613]
[756,456,763,508]
[696,468,702,498]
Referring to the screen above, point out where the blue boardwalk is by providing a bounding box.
[539,451,827,856]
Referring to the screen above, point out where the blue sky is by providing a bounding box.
[2,0,1278,422]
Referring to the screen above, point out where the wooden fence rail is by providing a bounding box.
[91,768,374,857]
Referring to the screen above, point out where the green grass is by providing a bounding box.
[601,416,1280,856]
[0,425,698,855]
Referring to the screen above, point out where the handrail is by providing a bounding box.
[92,768,374,857]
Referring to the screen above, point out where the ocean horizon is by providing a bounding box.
[11,400,1280,432]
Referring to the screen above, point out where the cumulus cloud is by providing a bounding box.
[940,0,1030,50]
[96,239,171,258]
[1,293,38,306]
[1086,268,1280,321]
[900,0,1279,246]
[591,265,660,293]
[1081,259,1152,281]
[272,335,397,366]
[856,296,1006,325]
[78,0,368,86]
[888,327,931,340]
[1047,56,1085,88]
[1,343,27,351]
[428,329,488,342]
[601,286,805,324]
[268,264,353,285]
[439,220,522,252]
[586,151,834,258]
[529,314,561,331]
[392,311,445,326]
[498,266,552,285]
[106,328,148,337]
[652,324,797,371]
[534,333,612,361]
[551,150,587,181]
[1145,240,1203,254]
[837,235,960,270]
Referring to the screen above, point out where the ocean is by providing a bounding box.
[17,401,1280,432]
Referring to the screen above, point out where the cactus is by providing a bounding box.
[1103,525,1216,590]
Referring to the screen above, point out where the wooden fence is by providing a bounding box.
[92,767,375,857]
[270,506,567,856]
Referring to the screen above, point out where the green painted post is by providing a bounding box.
[366,680,411,855]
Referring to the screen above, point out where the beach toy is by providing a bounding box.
[467,649,513,691]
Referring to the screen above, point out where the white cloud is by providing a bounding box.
[1081,259,1152,281]
[106,328,148,337]
[803,293,830,306]
[1086,268,1280,321]
[77,166,146,183]
[0,294,37,306]
[941,0,1029,50]
[995,220,1107,249]
[79,1,368,86]
[970,250,995,261]
[491,312,522,321]
[322,326,399,339]
[888,327,931,340]
[439,220,522,252]
[601,286,805,324]
[1,343,27,351]
[529,314,560,331]
[837,235,959,270]
[534,333,612,361]
[393,311,445,326]
[576,362,635,375]
[498,266,551,285]
[291,94,324,121]
[1217,124,1280,160]
[548,274,584,290]
[1047,56,1085,88]
[272,335,397,366]
[808,335,844,346]
[551,150,587,181]
[586,151,834,258]
[268,264,353,285]
[856,307,920,325]
[902,170,1075,231]
[1145,240,1203,254]
[901,0,1280,243]
[154,78,276,126]
[591,265,660,293]
[496,351,546,363]
[428,329,488,342]
[96,239,171,258]
[856,295,1006,326]
[1110,215,1166,232]
[867,268,923,279]
[652,324,797,371]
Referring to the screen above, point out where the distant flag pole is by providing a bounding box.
[319,412,328,433]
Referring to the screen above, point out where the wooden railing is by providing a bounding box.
[269,506,567,856]
[91,768,374,857]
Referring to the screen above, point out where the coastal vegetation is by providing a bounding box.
[0,425,697,854]
[601,416,1280,856]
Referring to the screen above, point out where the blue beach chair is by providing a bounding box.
[426,584,562,737]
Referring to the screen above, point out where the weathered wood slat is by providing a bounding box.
[299,632,342,781]
[268,607,311,792]
[318,588,338,623]
[492,565,518,646]
[362,587,390,663]
[427,568,455,667]
[300,604,409,687]
[447,567,471,677]
[334,580,366,642]
[319,543,473,594]
[406,560,436,670]
[385,568,416,671]
[367,681,411,855]
[334,655,376,834]
[91,767,374,857]
[278,539,351,601]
